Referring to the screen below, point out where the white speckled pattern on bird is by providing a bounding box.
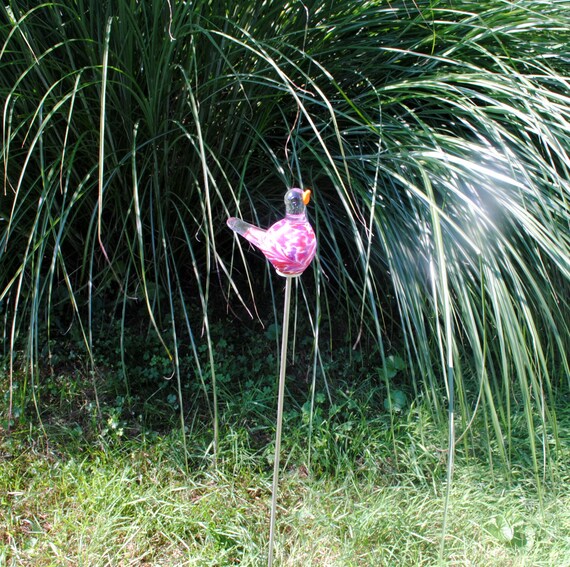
[227,188,316,277]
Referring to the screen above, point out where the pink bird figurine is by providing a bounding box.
[227,188,317,277]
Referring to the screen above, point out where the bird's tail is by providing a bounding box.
[227,217,266,249]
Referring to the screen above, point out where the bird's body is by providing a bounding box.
[227,188,316,277]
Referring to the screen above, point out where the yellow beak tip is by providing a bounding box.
[302,189,312,205]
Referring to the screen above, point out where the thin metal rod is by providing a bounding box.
[268,276,293,567]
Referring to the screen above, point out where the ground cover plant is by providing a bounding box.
[1,0,570,564]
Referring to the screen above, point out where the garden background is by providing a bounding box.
[1,1,570,565]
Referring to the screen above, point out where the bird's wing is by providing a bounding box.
[262,220,317,275]
[227,217,267,249]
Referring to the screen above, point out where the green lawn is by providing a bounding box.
[2,409,569,566]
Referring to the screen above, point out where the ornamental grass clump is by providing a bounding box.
[1,0,569,495]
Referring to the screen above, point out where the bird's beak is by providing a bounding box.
[302,189,312,206]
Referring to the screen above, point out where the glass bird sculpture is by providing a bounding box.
[227,188,317,277]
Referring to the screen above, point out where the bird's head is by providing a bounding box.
[284,188,311,215]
